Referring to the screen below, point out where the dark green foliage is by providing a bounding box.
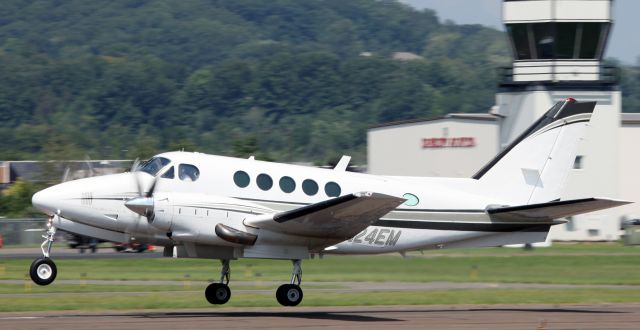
[621,60,640,113]
[4,0,633,165]
[0,179,43,217]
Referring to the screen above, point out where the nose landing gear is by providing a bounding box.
[29,217,58,286]
[276,259,303,306]
[205,259,231,305]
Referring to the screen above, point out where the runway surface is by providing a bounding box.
[1,304,639,330]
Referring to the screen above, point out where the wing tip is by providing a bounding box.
[591,197,634,206]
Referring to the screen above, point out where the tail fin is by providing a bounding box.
[473,98,594,205]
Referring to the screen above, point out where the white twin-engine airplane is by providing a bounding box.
[29,98,629,306]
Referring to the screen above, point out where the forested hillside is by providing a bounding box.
[0,0,635,164]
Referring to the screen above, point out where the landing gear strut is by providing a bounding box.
[29,217,58,286]
[276,259,303,306]
[205,259,231,304]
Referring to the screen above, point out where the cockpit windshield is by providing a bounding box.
[138,157,171,176]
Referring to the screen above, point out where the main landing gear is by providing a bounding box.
[29,217,58,286]
[205,259,231,304]
[276,259,303,306]
[203,259,304,306]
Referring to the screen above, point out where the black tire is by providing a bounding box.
[29,258,57,286]
[276,284,303,306]
[205,283,231,305]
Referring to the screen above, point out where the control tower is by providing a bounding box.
[498,0,621,240]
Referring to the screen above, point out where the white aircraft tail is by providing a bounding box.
[473,98,594,205]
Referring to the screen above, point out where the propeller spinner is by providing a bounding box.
[125,166,161,221]
[124,196,154,218]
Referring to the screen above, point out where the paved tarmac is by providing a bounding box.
[1,304,639,330]
[0,280,637,298]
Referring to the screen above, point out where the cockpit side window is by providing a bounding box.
[138,157,171,176]
[161,166,175,179]
[179,164,200,182]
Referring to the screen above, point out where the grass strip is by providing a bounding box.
[1,288,640,312]
[2,255,639,285]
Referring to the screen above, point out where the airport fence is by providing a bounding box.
[0,218,47,246]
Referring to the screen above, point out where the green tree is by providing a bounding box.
[0,179,43,217]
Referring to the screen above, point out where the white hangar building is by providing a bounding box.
[368,0,639,241]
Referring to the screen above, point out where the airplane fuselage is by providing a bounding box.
[34,151,554,259]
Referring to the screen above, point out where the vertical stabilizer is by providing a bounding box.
[473,99,595,205]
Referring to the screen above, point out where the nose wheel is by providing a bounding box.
[205,259,231,305]
[29,257,57,286]
[276,259,303,306]
[29,217,58,286]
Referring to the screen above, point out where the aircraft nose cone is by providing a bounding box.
[32,187,58,215]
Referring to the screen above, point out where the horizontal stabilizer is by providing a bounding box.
[246,192,405,239]
[487,198,631,222]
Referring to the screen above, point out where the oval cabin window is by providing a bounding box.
[302,179,319,196]
[279,176,296,193]
[257,173,273,191]
[233,171,250,188]
[324,182,341,197]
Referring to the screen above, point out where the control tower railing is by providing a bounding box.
[498,62,619,86]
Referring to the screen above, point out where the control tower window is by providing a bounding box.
[507,24,532,60]
[506,22,609,60]
[555,23,577,59]
[533,23,554,59]
[579,23,604,59]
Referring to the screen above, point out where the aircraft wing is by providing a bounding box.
[245,192,405,239]
[487,197,631,222]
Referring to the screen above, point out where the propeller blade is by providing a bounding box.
[130,158,140,172]
[61,166,71,183]
[124,158,160,244]
[84,155,95,177]
[133,171,144,197]
[146,176,159,198]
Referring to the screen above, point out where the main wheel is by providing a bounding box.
[29,257,57,286]
[205,283,231,304]
[276,284,303,306]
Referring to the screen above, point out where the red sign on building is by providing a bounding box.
[422,137,475,148]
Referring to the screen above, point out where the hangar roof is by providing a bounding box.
[370,113,500,130]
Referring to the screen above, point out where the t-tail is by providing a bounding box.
[474,98,630,220]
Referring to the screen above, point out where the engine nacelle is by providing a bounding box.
[149,196,173,232]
